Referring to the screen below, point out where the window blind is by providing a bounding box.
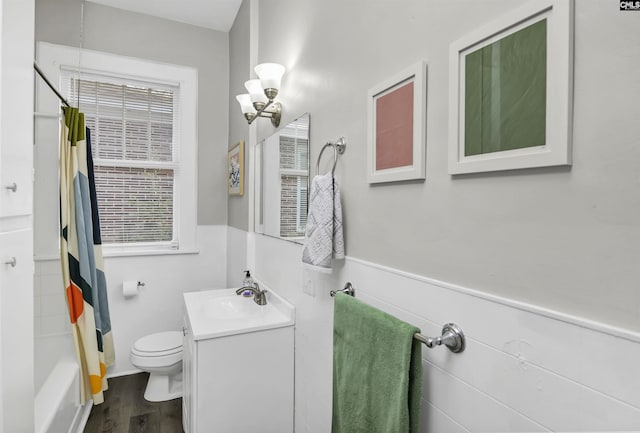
[279,135,309,237]
[62,71,180,246]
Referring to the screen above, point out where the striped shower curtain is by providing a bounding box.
[60,107,115,404]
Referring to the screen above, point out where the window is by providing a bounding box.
[39,43,198,255]
[62,73,180,247]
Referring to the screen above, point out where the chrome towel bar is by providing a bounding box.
[413,323,465,353]
[330,282,354,297]
[330,281,466,353]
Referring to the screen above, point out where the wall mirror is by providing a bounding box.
[254,113,310,243]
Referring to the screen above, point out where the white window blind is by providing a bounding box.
[62,71,180,247]
[279,135,309,238]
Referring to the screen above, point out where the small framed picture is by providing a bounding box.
[228,140,244,196]
[367,61,427,184]
[448,0,573,174]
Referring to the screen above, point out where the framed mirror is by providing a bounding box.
[254,113,310,243]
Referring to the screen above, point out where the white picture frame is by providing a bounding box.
[448,0,574,175]
[367,61,427,184]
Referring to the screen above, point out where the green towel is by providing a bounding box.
[332,294,423,433]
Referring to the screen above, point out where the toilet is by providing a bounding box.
[130,331,184,402]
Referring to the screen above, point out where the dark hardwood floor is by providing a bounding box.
[84,373,183,433]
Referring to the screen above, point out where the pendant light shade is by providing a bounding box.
[245,79,269,109]
[236,94,255,116]
[255,63,285,100]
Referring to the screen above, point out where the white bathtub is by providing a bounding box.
[34,334,91,433]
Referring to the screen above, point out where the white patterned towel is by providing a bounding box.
[302,173,344,273]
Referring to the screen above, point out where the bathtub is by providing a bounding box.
[34,334,91,433]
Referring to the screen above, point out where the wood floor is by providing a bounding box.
[84,373,183,433]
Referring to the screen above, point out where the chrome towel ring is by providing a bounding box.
[316,137,347,176]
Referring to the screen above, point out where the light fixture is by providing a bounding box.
[236,62,285,127]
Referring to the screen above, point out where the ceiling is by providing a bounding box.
[87,0,243,32]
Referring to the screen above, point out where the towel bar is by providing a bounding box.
[331,281,465,353]
[414,323,465,353]
[330,282,354,297]
[316,137,346,176]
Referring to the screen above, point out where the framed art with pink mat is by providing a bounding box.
[367,61,427,184]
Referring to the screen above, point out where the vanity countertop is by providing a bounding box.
[183,285,295,341]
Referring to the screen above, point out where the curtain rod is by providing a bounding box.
[34,62,71,108]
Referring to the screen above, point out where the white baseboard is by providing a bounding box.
[70,402,92,433]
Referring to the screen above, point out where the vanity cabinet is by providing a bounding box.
[182,320,195,433]
[182,289,294,433]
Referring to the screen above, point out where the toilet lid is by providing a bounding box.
[134,331,183,353]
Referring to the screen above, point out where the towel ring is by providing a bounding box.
[316,137,346,176]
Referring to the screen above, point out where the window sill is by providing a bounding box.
[102,248,200,258]
[33,248,200,262]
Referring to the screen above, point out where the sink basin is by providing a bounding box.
[184,287,295,341]
[202,295,258,320]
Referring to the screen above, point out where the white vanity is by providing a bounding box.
[182,287,295,433]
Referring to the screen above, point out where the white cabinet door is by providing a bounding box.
[0,0,34,218]
[0,1,34,432]
[0,228,34,433]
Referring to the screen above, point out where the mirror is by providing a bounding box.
[254,113,310,243]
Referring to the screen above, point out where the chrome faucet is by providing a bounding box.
[235,282,268,305]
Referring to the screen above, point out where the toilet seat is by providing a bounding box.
[132,331,183,357]
[132,346,182,357]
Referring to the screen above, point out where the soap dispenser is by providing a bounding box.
[241,270,254,297]
[243,270,254,287]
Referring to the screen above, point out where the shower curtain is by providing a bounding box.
[60,107,115,404]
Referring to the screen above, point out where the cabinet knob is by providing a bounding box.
[4,257,16,267]
[5,182,17,192]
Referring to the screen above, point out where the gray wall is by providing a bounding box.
[245,0,640,332]
[227,0,251,231]
[35,0,229,225]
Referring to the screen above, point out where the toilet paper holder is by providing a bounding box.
[123,280,145,297]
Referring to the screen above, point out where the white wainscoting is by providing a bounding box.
[226,225,248,288]
[250,233,640,433]
[35,225,229,377]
